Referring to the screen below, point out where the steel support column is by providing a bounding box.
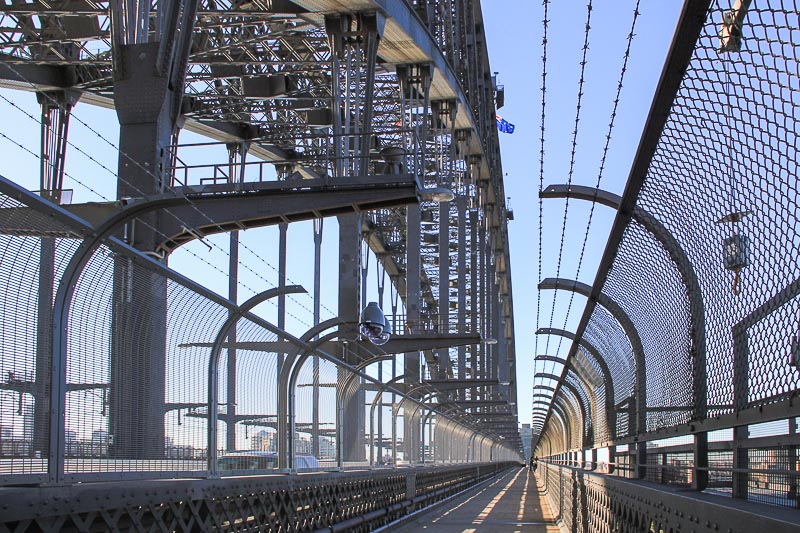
[398,63,432,463]
[457,195,467,399]
[312,219,323,458]
[108,0,199,459]
[327,12,384,463]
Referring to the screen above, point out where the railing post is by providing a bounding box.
[608,445,616,475]
[693,431,708,491]
[732,321,749,500]
[789,419,798,507]
[732,424,749,499]
[635,441,647,479]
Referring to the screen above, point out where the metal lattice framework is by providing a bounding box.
[0,176,519,486]
[0,0,518,401]
[536,0,800,511]
[0,462,517,531]
[0,1,523,517]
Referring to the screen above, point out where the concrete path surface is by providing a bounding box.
[387,467,560,532]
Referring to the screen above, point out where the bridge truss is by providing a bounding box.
[0,0,521,503]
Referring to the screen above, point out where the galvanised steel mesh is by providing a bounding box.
[0,190,83,481]
[602,220,694,431]
[213,318,284,465]
[538,0,800,512]
[0,177,520,484]
[563,372,592,446]
[557,394,582,450]
[573,348,609,443]
[632,1,799,420]
[581,305,635,439]
[65,246,234,476]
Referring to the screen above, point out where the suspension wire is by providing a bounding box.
[0,70,334,323]
[554,1,642,356]
[0,127,288,322]
[534,0,550,431]
[0,90,320,327]
[544,0,594,357]
[535,0,643,437]
[537,0,594,434]
[0,63,340,324]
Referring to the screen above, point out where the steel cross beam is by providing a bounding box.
[177,332,481,358]
[44,174,421,253]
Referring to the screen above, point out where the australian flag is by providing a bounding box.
[496,114,515,134]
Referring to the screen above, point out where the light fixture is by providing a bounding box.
[419,187,455,203]
[717,210,750,295]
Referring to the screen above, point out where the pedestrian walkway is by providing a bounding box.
[388,467,560,532]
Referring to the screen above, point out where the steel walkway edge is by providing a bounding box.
[0,462,519,533]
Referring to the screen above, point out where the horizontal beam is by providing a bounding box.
[179,332,480,356]
[422,379,500,391]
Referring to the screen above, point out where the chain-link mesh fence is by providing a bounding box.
[537,0,800,510]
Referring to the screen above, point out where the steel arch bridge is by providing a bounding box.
[0,0,798,531]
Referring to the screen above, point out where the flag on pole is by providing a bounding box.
[496,114,515,134]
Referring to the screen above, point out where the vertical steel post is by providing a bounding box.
[312,219,323,458]
[326,12,384,464]
[225,141,247,452]
[693,431,709,491]
[457,196,467,395]
[469,203,479,401]
[36,90,77,466]
[732,324,749,499]
[438,198,449,376]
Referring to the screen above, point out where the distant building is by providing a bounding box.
[519,424,533,459]
[251,429,275,452]
[318,436,336,460]
[90,429,109,456]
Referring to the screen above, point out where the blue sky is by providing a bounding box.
[482,0,683,425]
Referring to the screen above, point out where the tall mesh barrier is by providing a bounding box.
[0,188,84,482]
[0,176,517,485]
[538,0,800,511]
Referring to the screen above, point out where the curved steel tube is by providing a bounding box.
[538,279,646,436]
[537,328,616,439]
[207,284,307,474]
